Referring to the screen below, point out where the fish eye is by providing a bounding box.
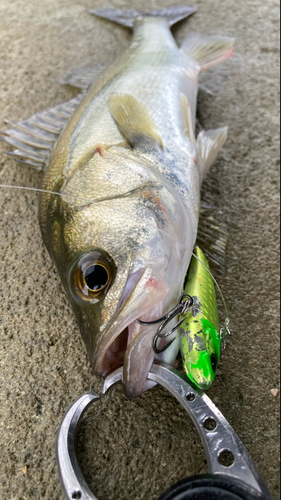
[84,264,109,292]
[71,251,115,301]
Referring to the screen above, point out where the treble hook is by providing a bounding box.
[136,294,193,354]
[220,317,231,350]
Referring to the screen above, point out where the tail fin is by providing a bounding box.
[88,5,196,28]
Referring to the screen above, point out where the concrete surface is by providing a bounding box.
[0,1,279,499]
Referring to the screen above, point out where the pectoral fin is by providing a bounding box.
[109,93,164,149]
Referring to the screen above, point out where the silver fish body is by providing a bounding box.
[10,7,233,398]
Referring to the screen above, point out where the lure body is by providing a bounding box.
[0,6,233,398]
[179,246,221,390]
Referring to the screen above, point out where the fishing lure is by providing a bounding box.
[179,246,221,390]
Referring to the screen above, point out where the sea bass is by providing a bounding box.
[0,6,234,398]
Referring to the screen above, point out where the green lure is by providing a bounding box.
[179,246,221,390]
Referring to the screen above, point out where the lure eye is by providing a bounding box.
[84,264,109,292]
[71,251,115,301]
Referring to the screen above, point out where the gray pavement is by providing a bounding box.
[0,1,280,499]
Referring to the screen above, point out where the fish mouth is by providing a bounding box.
[93,266,170,396]
[100,326,130,376]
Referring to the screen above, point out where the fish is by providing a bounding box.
[0,5,234,399]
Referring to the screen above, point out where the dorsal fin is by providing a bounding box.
[109,93,164,149]
[0,94,84,170]
[60,64,106,91]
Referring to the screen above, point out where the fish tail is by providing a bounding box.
[88,5,196,28]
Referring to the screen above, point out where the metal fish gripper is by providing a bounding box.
[56,364,273,500]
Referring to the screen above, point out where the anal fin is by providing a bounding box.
[0,94,84,171]
[182,33,234,71]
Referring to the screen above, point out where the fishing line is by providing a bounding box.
[0,184,89,203]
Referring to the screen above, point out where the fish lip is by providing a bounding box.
[93,266,170,385]
[93,312,144,376]
[94,315,159,399]
[93,267,148,375]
